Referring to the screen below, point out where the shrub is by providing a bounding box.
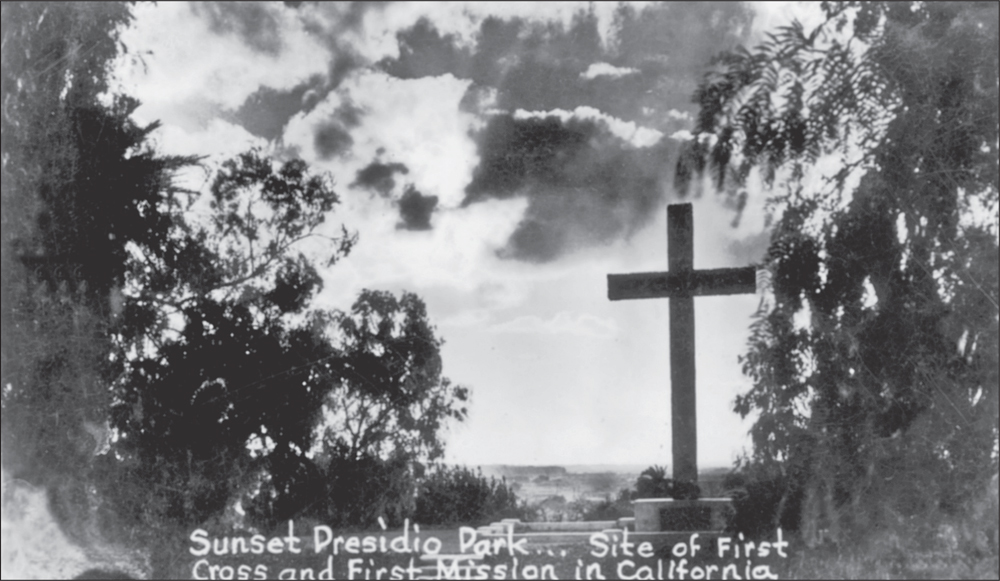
[248,444,417,531]
[413,466,527,526]
[634,465,700,500]
[314,450,415,530]
[721,466,802,539]
[579,489,634,521]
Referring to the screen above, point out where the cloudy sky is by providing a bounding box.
[113,2,822,469]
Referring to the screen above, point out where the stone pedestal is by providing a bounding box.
[633,498,733,532]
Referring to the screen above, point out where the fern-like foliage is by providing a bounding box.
[678,3,899,207]
[680,1,998,548]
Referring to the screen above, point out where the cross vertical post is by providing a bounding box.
[667,205,697,484]
[607,203,757,484]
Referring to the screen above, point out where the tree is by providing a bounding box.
[102,147,361,529]
[3,3,468,560]
[316,290,469,463]
[296,290,470,530]
[679,1,998,542]
[413,465,523,526]
[4,0,125,477]
[234,289,471,531]
[1,4,204,551]
[0,7,262,576]
[1,0,355,541]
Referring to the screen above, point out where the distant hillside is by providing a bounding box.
[473,464,733,478]
[465,464,736,506]
[563,464,648,474]
[477,465,568,479]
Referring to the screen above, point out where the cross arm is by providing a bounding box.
[607,266,757,301]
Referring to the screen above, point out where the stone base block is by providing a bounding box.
[633,498,733,532]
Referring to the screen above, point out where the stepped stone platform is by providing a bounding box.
[472,497,733,545]
[633,497,734,532]
[474,518,633,546]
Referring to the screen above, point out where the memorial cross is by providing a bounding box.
[607,203,756,484]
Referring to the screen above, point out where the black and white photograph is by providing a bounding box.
[2,2,997,579]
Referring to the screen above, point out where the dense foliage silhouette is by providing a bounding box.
[680,1,998,548]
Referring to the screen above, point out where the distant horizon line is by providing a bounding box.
[451,462,734,471]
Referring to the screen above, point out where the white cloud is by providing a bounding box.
[139,119,265,196]
[312,197,531,311]
[349,2,642,62]
[151,118,264,160]
[116,2,329,127]
[513,106,663,148]
[489,311,618,338]
[285,71,478,208]
[581,62,640,79]
[162,59,530,323]
[666,109,692,121]
[281,70,547,317]
[439,309,493,328]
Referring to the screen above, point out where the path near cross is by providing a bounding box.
[608,203,756,484]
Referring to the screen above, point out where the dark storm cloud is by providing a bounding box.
[192,2,285,55]
[380,17,471,79]
[312,100,364,160]
[397,185,439,231]
[226,77,359,145]
[314,123,352,159]
[207,2,755,261]
[332,99,364,128]
[203,2,387,142]
[300,3,390,90]
[352,160,409,197]
[296,1,388,31]
[326,49,364,90]
[226,76,326,141]
[465,114,676,262]
[375,3,752,262]
[379,3,753,128]
[350,158,436,230]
